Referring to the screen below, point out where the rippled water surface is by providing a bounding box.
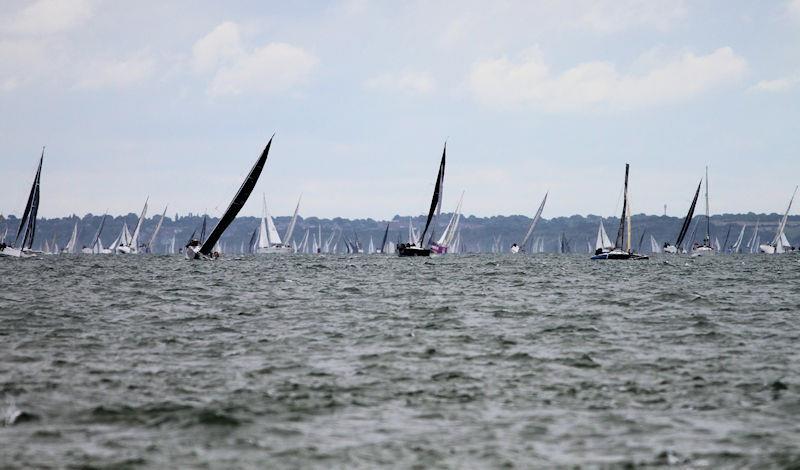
[2,254,800,468]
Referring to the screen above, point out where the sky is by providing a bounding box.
[1,0,799,220]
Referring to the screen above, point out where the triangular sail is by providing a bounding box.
[92,214,108,251]
[650,234,660,253]
[284,194,302,242]
[419,144,446,247]
[770,186,798,247]
[65,220,79,254]
[129,198,149,252]
[732,224,746,253]
[614,164,630,250]
[200,136,274,256]
[264,197,282,245]
[596,220,613,250]
[437,191,465,246]
[521,192,548,248]
[675,181,702,248]
[380,223,390,253]
[147,206,168,252]
[15,149,44,249]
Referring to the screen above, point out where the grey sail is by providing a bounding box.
[419,144,446,247]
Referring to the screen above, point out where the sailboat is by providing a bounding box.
[377,222,391,254]
[593,219,615,255]
[690,167,714,256]
[663,180,701,254]
[649,234,661,253]
[63,220,79,254]
[512,192,547,253]
[86,213,112,254]
[145,205,168,253]
[256,194,293,253]
[398,144,446,257]
[431,190,464,254]
[186,136,274,260]
[760,186,797,254]
[731,224,746,253]
[116,198,148,254]
[1,150,44,258]
[591,164,648,260]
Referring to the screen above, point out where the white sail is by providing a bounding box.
[283,194,302,242]
[595,220,614,250]
[731,224,746,253]
[436,191,464,247]
[408,218,417,245]
[747,220,759,253]
[771,186,797,248]
[649,234,660,253]
[714,237,721,252]
[258,218,269,249]
[147,205,168,252]
[780,231,791,248]
[65,221,79,254]
[261,194,283,245]
[128,198,149,253]
[170,235,176,254]
[521,192,548,249]
[368,236,375,254]
[43,239,50,254]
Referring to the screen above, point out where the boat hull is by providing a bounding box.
[398,245,431,257]
[0,245,24,258]
[430,243,448,255]
[256,244,294,254]
[591,250,649,260]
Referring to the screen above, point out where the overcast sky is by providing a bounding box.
[1,0,799,219]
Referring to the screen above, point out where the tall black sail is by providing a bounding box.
[418,144,446,247]
[379,222,390,253]
[614,164,629,250]
[674,181,701,248]
[15,149,43,248]
[200,136,274,256]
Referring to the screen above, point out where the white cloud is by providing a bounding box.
[193,22,318,96]
[76,54,156,90]
[467,47,747,112]
[4,0,93,35]
[750,74,800,93]
[365,70,435,95]
[571,0,688,33]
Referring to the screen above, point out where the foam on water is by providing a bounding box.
[1,254,799,467]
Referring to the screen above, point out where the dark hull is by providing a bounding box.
[397,245,431,257]
[591,251,649,260]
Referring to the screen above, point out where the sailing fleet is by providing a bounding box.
[1,142,798,260]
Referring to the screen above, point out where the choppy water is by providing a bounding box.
[1,254,800,468]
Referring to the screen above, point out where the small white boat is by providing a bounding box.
[255,194,293,254]
[760,186,797,254]
[511,191,546,254]
[116,198,148,254]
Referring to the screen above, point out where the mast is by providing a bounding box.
[200,136,274,256]
[675,181,701,247]
[199,215,207,244]
[704,166,710,245]
[419,143,446,247]
[614,164,630,250]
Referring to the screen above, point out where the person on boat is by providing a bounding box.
[0,242,6,251]
[510,243,519,253]
[186,239,200,249]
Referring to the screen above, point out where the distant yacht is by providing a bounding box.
[512,192,547,253]
[116,198,148,254]
[0,149,43,258]
[255,194,295,254]
[663,180,701,254]
[398,143,446,257]
[591,164,648,260]
[759,186,797,254]
[186,136,274,260]
[690,167,714,256]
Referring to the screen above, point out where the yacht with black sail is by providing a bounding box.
[590,163,648,260]
[0,149,43,258]
[663,180,701,254]
[185,136,274,260]
[397,143,446,257]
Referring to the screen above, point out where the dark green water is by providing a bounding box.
[1,254,799,468]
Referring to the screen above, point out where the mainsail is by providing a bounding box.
[418,144,446,247]
[521,192,548,249]
[650,234,660,253]
[731,224,746,253]
[129,198,149,252]
[147,205,168,253]
[284,194,302,242]
[769,186,798,248]
[614,165,630,250]
[64,220,79,254]
[436,191,465,247]
[200,136,274,256]
[15,149,44,250]
[92,214,108,253]
[379,222,390,253]
[675,181,702,248]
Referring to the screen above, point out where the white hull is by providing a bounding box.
[663,244,679,254]
[759,244,775,254]
[0,246,25,258]
[691,245,715,256]
[256,244,294,254]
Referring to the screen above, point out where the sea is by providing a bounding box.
[1,253,799,468]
